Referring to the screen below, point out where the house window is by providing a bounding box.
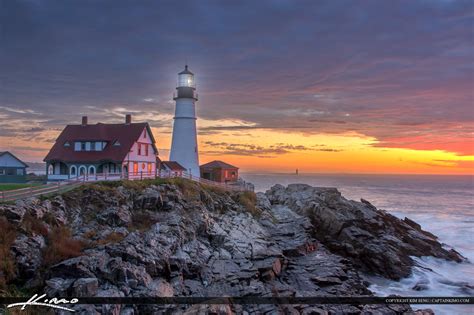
[16,169,24,175]
[147,163,152,173]
[138,143,142,155]
[0,169,5,175]
[143,130,147,139]
[81,142,86,151]
[95,142,102,151]
[113,140,120,146]
[90,141,95,151]
[225,170,229,177]
[64,141,70,147]
[145,144,149,156]
[133,162,138,174]
[75,142,81,151]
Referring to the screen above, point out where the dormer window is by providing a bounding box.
[64,141,71,147]
[113,140,121,146]
[74,141,107,151]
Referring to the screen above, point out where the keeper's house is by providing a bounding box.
[0,151,28,183]
[44,115,158,181]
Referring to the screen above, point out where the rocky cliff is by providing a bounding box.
[0,179,461,314]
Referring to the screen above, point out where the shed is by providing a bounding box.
[200,160,238,183]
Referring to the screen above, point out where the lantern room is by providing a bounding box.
[174,65,198,101]
[178,65,195,88]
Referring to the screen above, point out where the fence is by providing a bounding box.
[0,170,252,202]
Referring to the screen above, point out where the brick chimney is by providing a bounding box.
[81,116,88,126]
[125,114,132,124]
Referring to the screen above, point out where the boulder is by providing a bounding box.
[98,206,131,227]
[45,277,75,296]
[266,184,466,280]
[0,205,26,223]
[134,187,163,211]
[11,234,45,279]
[72,277,99,297]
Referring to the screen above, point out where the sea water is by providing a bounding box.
[242,173,473,315]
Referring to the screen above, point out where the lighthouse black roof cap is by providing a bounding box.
[178,65,194,75]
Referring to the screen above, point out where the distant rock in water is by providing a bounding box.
[0,179,453,314]
[265,183,466,280]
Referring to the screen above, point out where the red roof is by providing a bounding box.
[161,161,186,171]
[44,122,157,163]
[200,160,238,169]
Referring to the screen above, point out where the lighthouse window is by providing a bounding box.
[178,74,194,87]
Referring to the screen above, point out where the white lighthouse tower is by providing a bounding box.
[169,65,200,176]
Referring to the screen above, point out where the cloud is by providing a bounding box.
[202,141,342,157]
[0,0,472,158]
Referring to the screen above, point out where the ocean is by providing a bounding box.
[241,173,474,315]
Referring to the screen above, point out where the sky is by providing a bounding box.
[0,0,473,174]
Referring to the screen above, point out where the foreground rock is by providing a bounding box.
[0,180,448,314]
[266,184,465,280]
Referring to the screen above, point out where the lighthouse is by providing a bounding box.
[169,65,200,177]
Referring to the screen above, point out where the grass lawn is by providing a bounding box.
[0,183,42,191]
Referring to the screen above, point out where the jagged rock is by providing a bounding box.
[72,277,99,297]
[96,287,124,315]
[11,234,45,279]
[256,192,272,212]
[134,186,163,210]
[1,181,447,314]
[0,204,26,223]
[300,307,329,315]
[45,277,75,296]
[414,309,435,315]
[98,206,131,227]
[311,276,342,286]
[120,307,135,315]
[145,279,174,297]
[266,183,466,280]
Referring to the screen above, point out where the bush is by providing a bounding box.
[21,214,48,237]
[0,216,17,290]
[96,232,125,245]
[234,191,260,217]
[42,226,85,266]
